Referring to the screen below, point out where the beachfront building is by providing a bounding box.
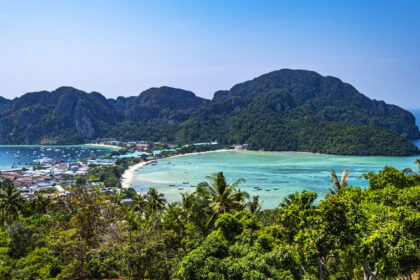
[113,151,150,159]
[193,140,218,146]
[136,143,149,150]
[234,144,248,150]
[87,159,117,165]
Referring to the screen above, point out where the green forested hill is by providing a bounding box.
[0,69,419,156]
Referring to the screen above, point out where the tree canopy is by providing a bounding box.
[0,162,418,279]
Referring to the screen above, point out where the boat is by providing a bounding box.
[169,184,176,187]
[183,181,189,184]
[14,154,19,158]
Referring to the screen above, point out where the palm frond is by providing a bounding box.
[340,169,350,188]
[230,178,245,189]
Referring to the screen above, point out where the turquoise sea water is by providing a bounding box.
[132,151,419,209]
[0,145,116,170]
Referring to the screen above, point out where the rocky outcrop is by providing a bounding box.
[0,69,418,154]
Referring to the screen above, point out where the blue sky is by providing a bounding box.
[0,0,419,108]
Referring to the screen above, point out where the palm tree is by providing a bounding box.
[179,192,195,221]
[0,184,23,225]
[31,192,51,224]
[279,192,301,208]
[125,210,140,251]
[145,188,167,212]
[402,161,420,186]
[197,172,249,226]
[0,178,13,189]
[329,169,350,194]
[132,193,147,213]
[111,192,124,206]
[246,196,262,214]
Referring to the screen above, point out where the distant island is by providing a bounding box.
[0,69,419,156]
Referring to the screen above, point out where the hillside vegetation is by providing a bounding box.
[0,161,419,279]
[0,69,419,156]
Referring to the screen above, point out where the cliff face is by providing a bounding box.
[0,69,418,155]
[211,69,420,139]
[0,87,119,144]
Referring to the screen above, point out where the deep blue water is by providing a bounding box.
[0,145,116,170]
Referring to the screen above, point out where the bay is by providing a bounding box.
[132,151,419,209]
[0,145,116,170]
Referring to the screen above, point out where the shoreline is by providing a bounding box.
[120,161,151,189]
[120,148,231,189]
[84,143,122,150]
[119,148,420,189]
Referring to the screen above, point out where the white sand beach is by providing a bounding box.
[120,149,231,189]
[167,148,232,159]
[121,161,151,189]
[85,143,122,150]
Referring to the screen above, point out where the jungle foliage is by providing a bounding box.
[0,160,418,279]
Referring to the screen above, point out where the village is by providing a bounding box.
[0,139,238,200]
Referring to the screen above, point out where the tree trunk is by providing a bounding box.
[316,256,325,280]
[300,263,306,274]
[362,262,378,280]
[363,262,370,280]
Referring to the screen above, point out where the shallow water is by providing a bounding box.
[0,145,115,170]
[132,151,419,209]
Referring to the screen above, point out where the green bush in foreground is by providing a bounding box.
[0,162,418,279]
